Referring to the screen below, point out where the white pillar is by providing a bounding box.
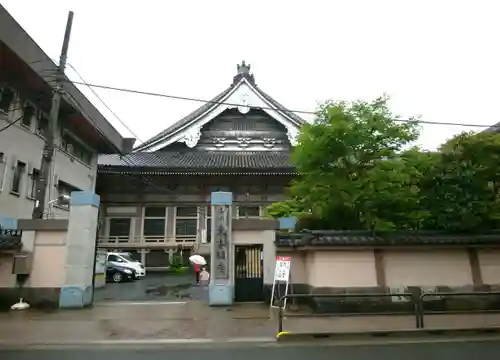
[59,191,100,308]
[209,191,233,306]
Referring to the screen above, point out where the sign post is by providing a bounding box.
[208,191,233,306]
[270,256,292,310]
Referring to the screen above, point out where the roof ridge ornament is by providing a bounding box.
[233,61,256,85]
[237,61,251,75]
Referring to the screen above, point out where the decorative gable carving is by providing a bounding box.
[139,62,304,152]
[287,128,299,146]
[263,138,276,149]
[180,126,202,148]
[236,137,252,148]
[212,137,226,148]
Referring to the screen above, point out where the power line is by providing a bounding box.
[66,63,142,141]
[65,63,179,181]
[14,57,500,129]
[68,80,499,129]
[61,79,172,194]
[0,115,23,133]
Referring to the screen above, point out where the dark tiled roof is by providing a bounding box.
[98,151,295,171]
[134,73,306,152]
[0,229,22,251]
[276,230,500,247]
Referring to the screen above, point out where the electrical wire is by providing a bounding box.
[12,57,500,129]
[62,85,172,194]
[65,63,203,194]
[65,63,142,142]
[67,80,500,129]
[3,60,168,193]
[0,115,23,133]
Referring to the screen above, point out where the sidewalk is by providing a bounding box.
[1,301,500,344]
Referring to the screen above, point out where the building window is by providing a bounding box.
[29,169,40,198]
[0,86,14,113]
[21,102,35,128]
[37,112,49,137]
[61,132,93,165]
[175,206,198,237]
[0,152,5,191]
[205,206,212,243]
[267,185,285,194]
[57,180,79,208]
[108,218,131,240]
[237,206,261,218]
[11,161,26,194]
[143,206,166,238]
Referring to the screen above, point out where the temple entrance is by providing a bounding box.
[234,244,264,302]
[93,247,205,303]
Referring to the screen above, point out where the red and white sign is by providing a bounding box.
[274,256,291,282]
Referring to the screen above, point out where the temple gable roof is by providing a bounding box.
[133,62,305,152]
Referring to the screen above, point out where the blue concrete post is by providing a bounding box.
[0,216,18,229]
[209,191,233,306]
[59,191,100,308]
[278,217,297,231]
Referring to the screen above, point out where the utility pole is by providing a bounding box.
[32,11,74,219]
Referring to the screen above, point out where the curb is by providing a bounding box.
[276,326,500,342]
[0,337,278,349]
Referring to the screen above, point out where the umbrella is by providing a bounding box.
[189,254,207,265]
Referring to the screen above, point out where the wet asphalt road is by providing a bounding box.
[94,273,207,302]
[2,340,500,360]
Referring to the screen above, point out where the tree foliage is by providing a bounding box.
[267,97,500,233]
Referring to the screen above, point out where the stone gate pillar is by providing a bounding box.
[209,191,233,306]
[58,191,100,308]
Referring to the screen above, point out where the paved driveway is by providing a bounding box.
[94,272,208,302]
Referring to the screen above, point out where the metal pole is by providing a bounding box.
[278,296,284,333]
[32,11,74,219]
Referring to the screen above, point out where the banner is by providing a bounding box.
[270,256,292,309]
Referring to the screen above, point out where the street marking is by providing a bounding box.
[276,331,291,338]
[96,301,187,306]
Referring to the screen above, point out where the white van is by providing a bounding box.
[106,252,146,278]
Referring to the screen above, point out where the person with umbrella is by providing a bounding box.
[189,254,207,285]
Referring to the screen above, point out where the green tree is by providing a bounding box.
[269,95,422,231]
[356,148,438,231]
[421,131,500,232]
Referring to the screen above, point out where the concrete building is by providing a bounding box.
[97,61,304,268]
[0,5,134,228]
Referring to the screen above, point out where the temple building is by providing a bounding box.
[97,62,303,269]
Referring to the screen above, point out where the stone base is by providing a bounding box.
[0,287,61,311]
[263,284,500,314]
[59,285,93,308]
[209,283,234,306]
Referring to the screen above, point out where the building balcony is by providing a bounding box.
[98,235,198,248]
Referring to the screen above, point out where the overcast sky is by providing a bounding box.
[3,0,499,150]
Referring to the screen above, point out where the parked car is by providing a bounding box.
[106,252,146,278]
[106,264,136,283]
